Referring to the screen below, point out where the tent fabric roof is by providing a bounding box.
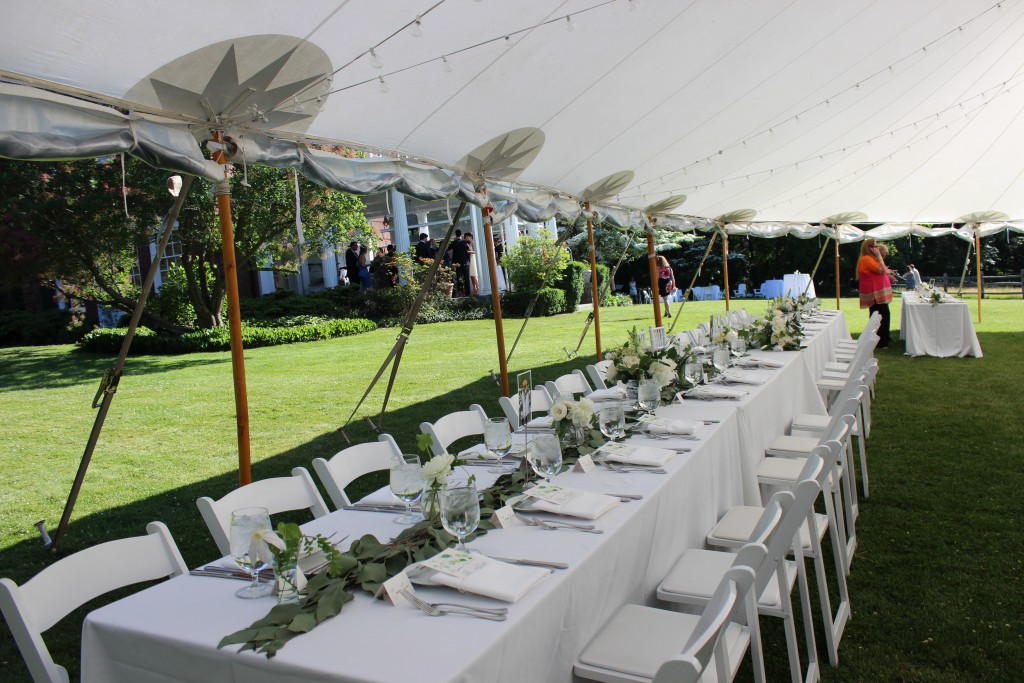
[3,0,1024,224]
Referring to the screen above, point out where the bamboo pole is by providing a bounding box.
[805,236,830,294]
[975,229,983,323]
[722,229,731,311]
[211,131,252,486]
[647,227,662,327]
[834,225,841,310]
[50,176,194,549]
[483,208,510,396]
[585,203,602,360]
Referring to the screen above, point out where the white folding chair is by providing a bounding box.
[710,441,852,667]
[419,404,488,457]
[196,468,330,556]
[649,326,668,351]
[544,369,593,400]
[498,387,553,430]
[586,360,614,390]
[659,461,825,683]
[575,559,760,683]
[311,434,403,509]
[0,522,186,683]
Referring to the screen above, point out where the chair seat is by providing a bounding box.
[765,435,819,457]
[707,506,827,552]
[576,603,746,682]
[791,413,862,438]
[658,550,790,610]
[824,361,851,372]
[756,456,807,484]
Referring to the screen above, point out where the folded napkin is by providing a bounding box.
[598,442,674,467]
[355,488,411,507]
[719,372,764,386]
[410,557,550,603]
[588,386,628,402]
[638,416,704,436]
[686,386,747,400]
[736,357,782,369]
[523,489,620,520]
[459,443,501,461]
[525,415,554,429]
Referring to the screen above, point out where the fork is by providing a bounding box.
[401,590,507,621]
[598,461,667,474]
[513,511,602,533]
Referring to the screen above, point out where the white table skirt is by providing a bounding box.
[80,319,846,683]
[782,273,814,299]
[900,294,983,358]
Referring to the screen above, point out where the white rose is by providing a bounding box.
[421,454,454,486]
[577,397,596,413]
[550,402,569,421]
[605,364,618,381]
[725,329,738,343]
[249,527,285,566]
[623,355,640,369]
[605,350,618,361]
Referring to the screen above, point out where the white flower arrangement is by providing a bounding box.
[420,453,455,487]
[743,298,803,351]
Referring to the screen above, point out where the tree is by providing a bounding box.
[502,228,572,291]
[0,155,368,331]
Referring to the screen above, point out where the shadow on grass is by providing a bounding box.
[0,347,228,393]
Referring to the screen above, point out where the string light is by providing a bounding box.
[504,35,514,48]
[565,15,575,32]
[627,0,639,11]
[369,48,383,69]
[410,16,423,37]
[442,55,453,73]
[378,76,390,93]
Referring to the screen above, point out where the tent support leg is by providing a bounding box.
[50,176,194,550]
[585,203,602,360]
[647,229,662,327]
[722,231,731,311]
[483,210,510,396]
[975,231,983,323]
[834,228,841,310]
[668,231,717,334]
[957,239,973,298]
[806,237,830,294]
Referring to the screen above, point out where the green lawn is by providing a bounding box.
[1,296,1022,681]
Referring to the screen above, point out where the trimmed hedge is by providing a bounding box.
[500,288,566,317]
[78,317,377,355]
[0,309,89,347]
[557,261,589,312]
[603,293,634,307]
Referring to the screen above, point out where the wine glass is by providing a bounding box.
[527,433,563,483]
[483,417,514,473]
[637,379,661,415]
[684,362,704,387]
[229,507,275,599]
[390,454,425,525]
[713,347,731,374]
[599,402,626,441]
[440,485,480,553]
[731,336,747,356]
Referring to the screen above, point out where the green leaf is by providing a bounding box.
[288,613,318,633]
[357,562,388,584]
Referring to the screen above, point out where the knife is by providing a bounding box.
[343,504,409,513]
[488,556,569,570]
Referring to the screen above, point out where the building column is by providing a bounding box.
[390,190,411,253]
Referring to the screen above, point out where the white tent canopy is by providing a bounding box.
[4,0,1024,225]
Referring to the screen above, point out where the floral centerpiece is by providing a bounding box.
[549,395,601,450]
[711,322,739,346]
[743,297,803,351]
[604,327,691,401]
[416,434,474,518]
[916,282,944,306]
[247,522,346,604]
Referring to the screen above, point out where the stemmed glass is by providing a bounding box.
[637,379,661,415]
[599,402,626,442]
[440,485,481,553]
[483,417,515,474]
[229,507,275,599]
[390,454,425,525]
[527,433,563,484]
[684,362,704,388]
[731,337,747,356]
[712,347,731,375]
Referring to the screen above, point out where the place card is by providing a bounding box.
[572,454,596,473]
[381,572,416,607]
[421,549,488,578]
[524,483,582,506]
[492,504,522,528]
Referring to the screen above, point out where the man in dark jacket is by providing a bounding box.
[415,233,434,263]
[344,241,360,286]
[450,230,472,297]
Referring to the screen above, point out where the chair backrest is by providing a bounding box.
[0,522,186,683]
[420,404,488,456]
[312,434,403,508]
[653,561,759,683]
[586,360,613,390]
[758,455,825,590]
[498,388,553,430]
[196,468,330,556]
[649,326,668,351]
[545,369,593,400]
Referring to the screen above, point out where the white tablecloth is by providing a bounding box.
[759,279,784,298]
[691,285,722,300]
[900,294,982,358]
[80,319,848,683]
[783,273,814,298]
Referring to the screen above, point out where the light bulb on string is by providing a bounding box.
[442,55,453,73]
[378,76,390,93]
[504,35,514,48]
[627,0,639,11]
[369,48,383,69]
[565,15,575,31]
[410,17,423,37]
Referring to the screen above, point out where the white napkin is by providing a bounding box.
[525,415,554,429]
[686,386,747,400]
[411,558,550,603]
[354,488,409,507]
[640,416,704,436]
[524,490,619,519]
[736,357,783,369]
[588,386,628,402]
[459,443,499,461]
[719,372,764,386]
[598,443,674,466]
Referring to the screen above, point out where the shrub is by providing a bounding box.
[502,229,571,293]
[0,309,89,347]
[78,317,377,355]
[557,261,589,312]
[603,293,634,307]
[500,288,566,317]
[146,263,201,328]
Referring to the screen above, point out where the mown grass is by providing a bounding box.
[1,297,1022,681]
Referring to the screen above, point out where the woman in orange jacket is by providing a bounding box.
[857,238,894,348]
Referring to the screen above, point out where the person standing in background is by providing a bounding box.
[857,238,894,348]
[344,241,360,286]
[655,255,676,318]
[464,233,480,295]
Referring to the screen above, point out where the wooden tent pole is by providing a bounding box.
[975,228,983,323]
[647,226,662,327]
[585,203,602,360]
[211,131,252,485]
[722,229,731,311]
[483,208,510,396]
[805,235,830,294]
[834,225,841,310]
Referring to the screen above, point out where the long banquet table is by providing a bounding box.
[80,311,850,683]
[900,293,983,358]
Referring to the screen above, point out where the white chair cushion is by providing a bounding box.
[765,435,820,457]
[577,603,744,681]
[659,550,787,610]
[824,361,851,372]
[709,506,828,552]
[790,414,829,432]
[756,456,807,483]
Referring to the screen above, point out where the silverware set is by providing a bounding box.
[596,460,667,475]
[512,510,603,533]
[401,589,508,621]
